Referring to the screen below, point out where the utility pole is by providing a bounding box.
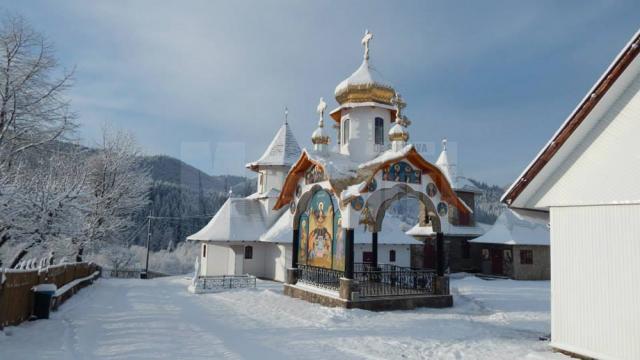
[142,215,151,279]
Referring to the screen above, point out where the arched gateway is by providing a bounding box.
[272,32,471,310]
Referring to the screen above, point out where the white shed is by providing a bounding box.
[502,30,640,359]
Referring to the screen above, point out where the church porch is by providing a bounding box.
[284,262,452,311]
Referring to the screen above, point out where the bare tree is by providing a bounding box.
[0,14,76,168]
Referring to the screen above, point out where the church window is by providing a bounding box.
[202,244,207,258]
[245,246,253,259]
[259,173,265,193]
[389,249,396,262]
[374,117,384,145]
[520,249,533,264]
[342,118,350,145]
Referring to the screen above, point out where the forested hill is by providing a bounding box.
[467,179,506,224]
[142,155,253,194]
[134,155,256,251]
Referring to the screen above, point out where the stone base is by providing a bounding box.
[285,268,298,285]
[284,283,453,311]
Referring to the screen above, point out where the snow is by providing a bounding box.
[406,223,486,237]
[53,271,99,297]
[187,197,282,242]
[246,122,301,170]
[0,275,567,359]
[469,208,549,246]
[358,144,413,169]
[334,59,394,97]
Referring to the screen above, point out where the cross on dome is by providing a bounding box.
[311,97,330,147]
[362,30,373,60]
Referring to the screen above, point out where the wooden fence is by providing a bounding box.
[0,262,100,328]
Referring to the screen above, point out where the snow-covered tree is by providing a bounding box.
[79,126,151,259]
[0,13,75,170]
[1,146,89,267]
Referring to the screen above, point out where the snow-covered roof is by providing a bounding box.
[334,59,393,97]
[260,212,421,245]
[435,140,457,187]
[246,188,280,200]
[469,208,549,246]
[246,122,301,171]
[187,198,280,242]
[406,222,486,238]
[455,176,482,193]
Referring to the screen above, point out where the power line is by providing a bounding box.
[147,214,215,220]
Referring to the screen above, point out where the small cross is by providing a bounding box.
[391,92,405,118]
[284,106,289,124]
[362,30,373,60]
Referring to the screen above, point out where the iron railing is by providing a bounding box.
[354,262,435,298]
[193,275,257,293]
[297,265,344,290]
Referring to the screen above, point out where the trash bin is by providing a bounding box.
[32,284,57,319]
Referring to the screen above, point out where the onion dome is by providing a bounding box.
[334,30,395,105]
[389,122,409,142]
[311,98,330,147]
[389,93,410,146]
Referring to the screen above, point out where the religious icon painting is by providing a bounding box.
[351,196,365,211]
[332,210,345,271]
[298,212,309,265]
[307,190,334,269]
[437,202,448,217]
[426,182,438,197]
[386,161,421,184]
[367,178,377,192]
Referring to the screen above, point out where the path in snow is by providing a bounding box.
[0,275,567,359]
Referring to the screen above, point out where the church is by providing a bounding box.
[189,31,484,308]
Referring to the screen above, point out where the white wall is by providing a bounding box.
[340,106,392,162]
[354,244,412,268]
[551,204,640,360]
[532,68,640,208]
[202,244,235,276]
[242,243,267,278]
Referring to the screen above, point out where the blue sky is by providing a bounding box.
[4,1,639,185]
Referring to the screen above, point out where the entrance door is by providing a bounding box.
[362,251,374,264]
[490,248,503,275]
[423,243,436,269]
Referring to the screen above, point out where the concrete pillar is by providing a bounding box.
[436,232,445,276]
[291,229,299,269]
[345,229,355,279]
[372,232,378,267]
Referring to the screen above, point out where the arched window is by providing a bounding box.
[202,244,207,258]
[389,249,396,262]
[342,118,350,145]
[244,246,253,259]
[374,117,384,145]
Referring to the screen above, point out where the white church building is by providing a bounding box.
[187,114,422,282]
[502,29,640,359]
[188,31,479,311]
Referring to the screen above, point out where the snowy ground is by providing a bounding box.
[0,275,567,359]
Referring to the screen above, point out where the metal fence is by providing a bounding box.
[297,265,344,291]
[192,275,257,293]
[354,263,435,298]
[101,268,168,279]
